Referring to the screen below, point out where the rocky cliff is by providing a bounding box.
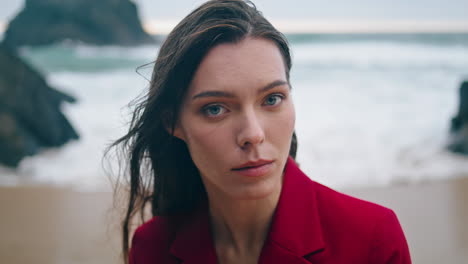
[0,43,79,167]
[3,0,155,47]
[448,81,468,155]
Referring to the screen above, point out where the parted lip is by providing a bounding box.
[232,159,274,170]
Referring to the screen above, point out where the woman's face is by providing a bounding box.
[174,37,295,200]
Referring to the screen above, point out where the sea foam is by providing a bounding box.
[2,34,468,190]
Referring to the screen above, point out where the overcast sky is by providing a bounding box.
[2,0,468,21]
[1,0,467,33]
[140,0,468,21]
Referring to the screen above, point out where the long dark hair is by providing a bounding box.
[108,0,297,262]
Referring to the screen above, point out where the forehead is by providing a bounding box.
[188,37,286,95]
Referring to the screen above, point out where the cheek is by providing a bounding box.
[181,121,231,165]
[285,103,296,131]
[269,102,296,143]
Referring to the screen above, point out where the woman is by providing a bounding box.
[112,0,411,263]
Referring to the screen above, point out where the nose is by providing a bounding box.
[236,110,265,149]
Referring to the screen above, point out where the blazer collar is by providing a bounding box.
[170,157,325,263]
[265,157,326,257]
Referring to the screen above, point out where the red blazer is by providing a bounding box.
[129,157,411,263]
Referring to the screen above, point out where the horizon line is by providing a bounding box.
[144,19,468,34]
[1,19,468,35]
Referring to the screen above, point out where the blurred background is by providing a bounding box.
[0,0,467,263]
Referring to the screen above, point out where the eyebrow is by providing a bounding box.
[192,80,289,100]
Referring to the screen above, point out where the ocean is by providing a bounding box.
[1,33,468,190]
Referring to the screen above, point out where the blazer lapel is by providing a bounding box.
[259,157,326,263]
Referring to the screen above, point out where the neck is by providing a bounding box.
[206,182,282,255]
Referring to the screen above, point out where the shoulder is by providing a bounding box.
[129,215,183,264]
[286,158,395,224]
[311,181,411,263]
[131,216,175,246]
[311,180,401,236]
[312,181,393,223]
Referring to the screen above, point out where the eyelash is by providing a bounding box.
[262,93,285,106]
[202,104,227,117]
[200,93,286,118]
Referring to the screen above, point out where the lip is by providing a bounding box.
[232,159,274,177]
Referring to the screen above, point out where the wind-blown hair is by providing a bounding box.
[108,0,297,262]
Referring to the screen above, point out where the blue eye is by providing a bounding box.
[263,94,283,106]
[202,104,226,117]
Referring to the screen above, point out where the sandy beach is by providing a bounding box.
[344,177,468,264]
[1,176,467,264]
[0,185,121,264]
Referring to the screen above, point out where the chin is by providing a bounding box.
[230,179,280,201]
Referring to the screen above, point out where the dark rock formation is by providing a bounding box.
[0,43,79,167]
[448,81,468,155]
[3,0,155,48]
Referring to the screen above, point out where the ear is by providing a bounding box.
[172,124,186,141]
[162,112,186,141]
